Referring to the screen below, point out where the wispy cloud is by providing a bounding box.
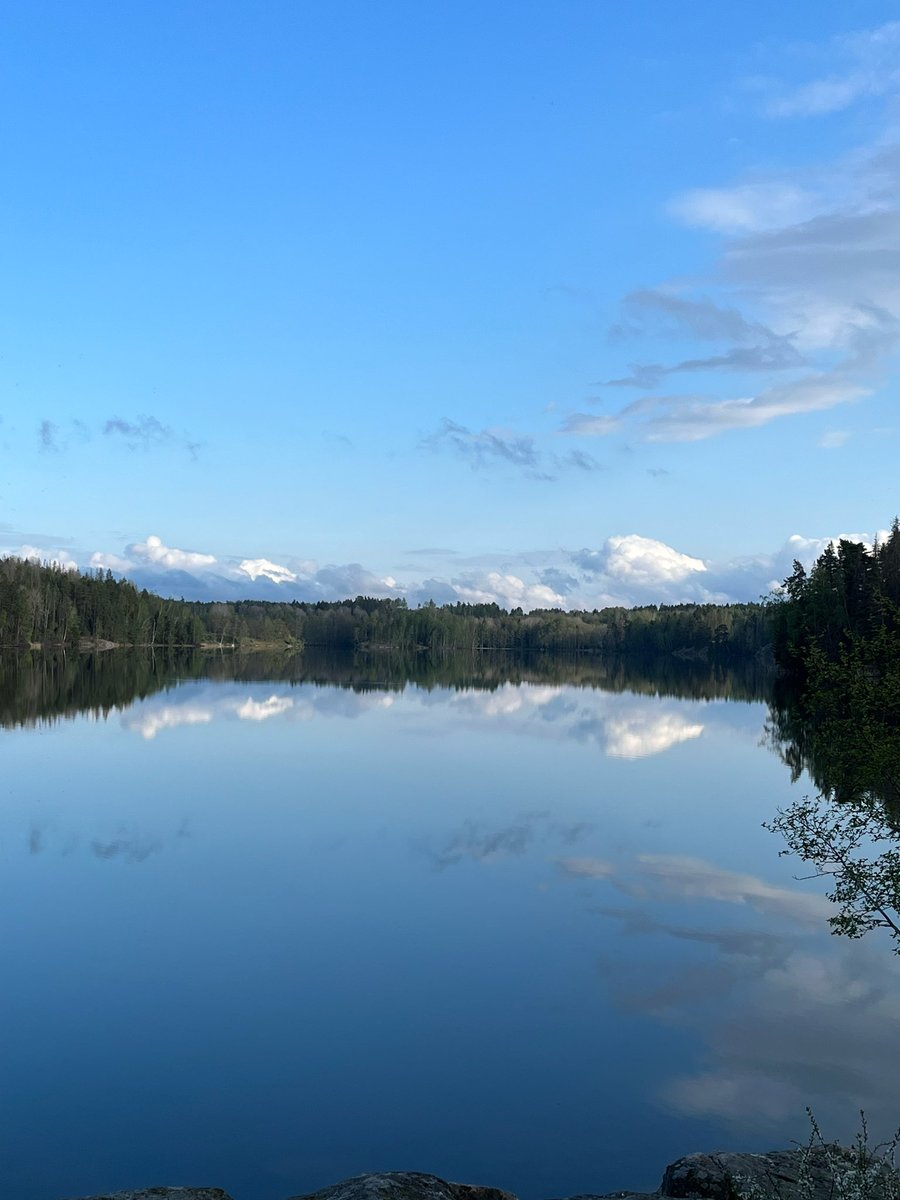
[604,342,805,389]
[104,414,173,447]
[552,28,900,446]
[758,21,900,119]
[557,448,604,472]
[622,377,866,443]
[31,414,200,457]
[0,525,74,549]
[560,412,621,437]
[818,430,851,449]
[423,418,544,475]
[669,182,816,234]
[103,414,201,458]
[564,157,900,441]
[424,418,605,479]
[38,420,59,452]
[609,288,798,347]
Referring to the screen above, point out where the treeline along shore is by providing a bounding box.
[2,518,900,668]
[0,552,768,659]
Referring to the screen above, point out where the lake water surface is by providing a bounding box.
[2,654,899,1200]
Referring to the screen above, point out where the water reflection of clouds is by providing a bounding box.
[124,685,395,739]
[464,684,565,718]
[119,678,762,761]
[604,711,704,758]
[559,850,900,1138]
[234,695,294,722]
[656,943,900,1136]
[127,702,215,740]
[28,818,190,863]
[560,854,830,925]
[427,682,757,759]
[427,813,593,869]
[91,822,189,863]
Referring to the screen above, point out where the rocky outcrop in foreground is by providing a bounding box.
[63,1147,900,1200]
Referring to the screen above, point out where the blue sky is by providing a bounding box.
[3,1,900,609]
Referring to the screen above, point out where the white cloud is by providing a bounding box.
[818,429,851,448]
[669,182,815,234]
[131,534,217,571]
[451,571,564,610]
[639,378,868,443]
[19,545,79,572]
[780,528,891,562]
[40,517,893,615]
[567,534,715,606]
[90,550,135,572]
[603,534,706,586]
[312,562,404,598]
[560,413,621,437]
[762,21,900,118]
[238,558,298,584]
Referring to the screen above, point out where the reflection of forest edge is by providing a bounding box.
[0,646,775,730]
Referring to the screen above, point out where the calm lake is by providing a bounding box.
[2,653,898,1200]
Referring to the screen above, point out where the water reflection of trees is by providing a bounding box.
[767,678,900,813]
[0,649,209,730]
[0,647,774,730]
[764,638,900,951]
[241,649,774,699]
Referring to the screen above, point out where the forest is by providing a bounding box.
[771,517,900,669]
[0,551,770,660]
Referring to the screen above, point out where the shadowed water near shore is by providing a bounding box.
[0,646,774,730]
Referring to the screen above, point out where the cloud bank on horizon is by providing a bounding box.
[1,527,885,613]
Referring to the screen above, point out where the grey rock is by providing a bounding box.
[62,1189,234,1200]
[287,1172,518,1200]
[660,1146,895,1200]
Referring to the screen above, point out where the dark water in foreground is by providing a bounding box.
[1,652,898,1200]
